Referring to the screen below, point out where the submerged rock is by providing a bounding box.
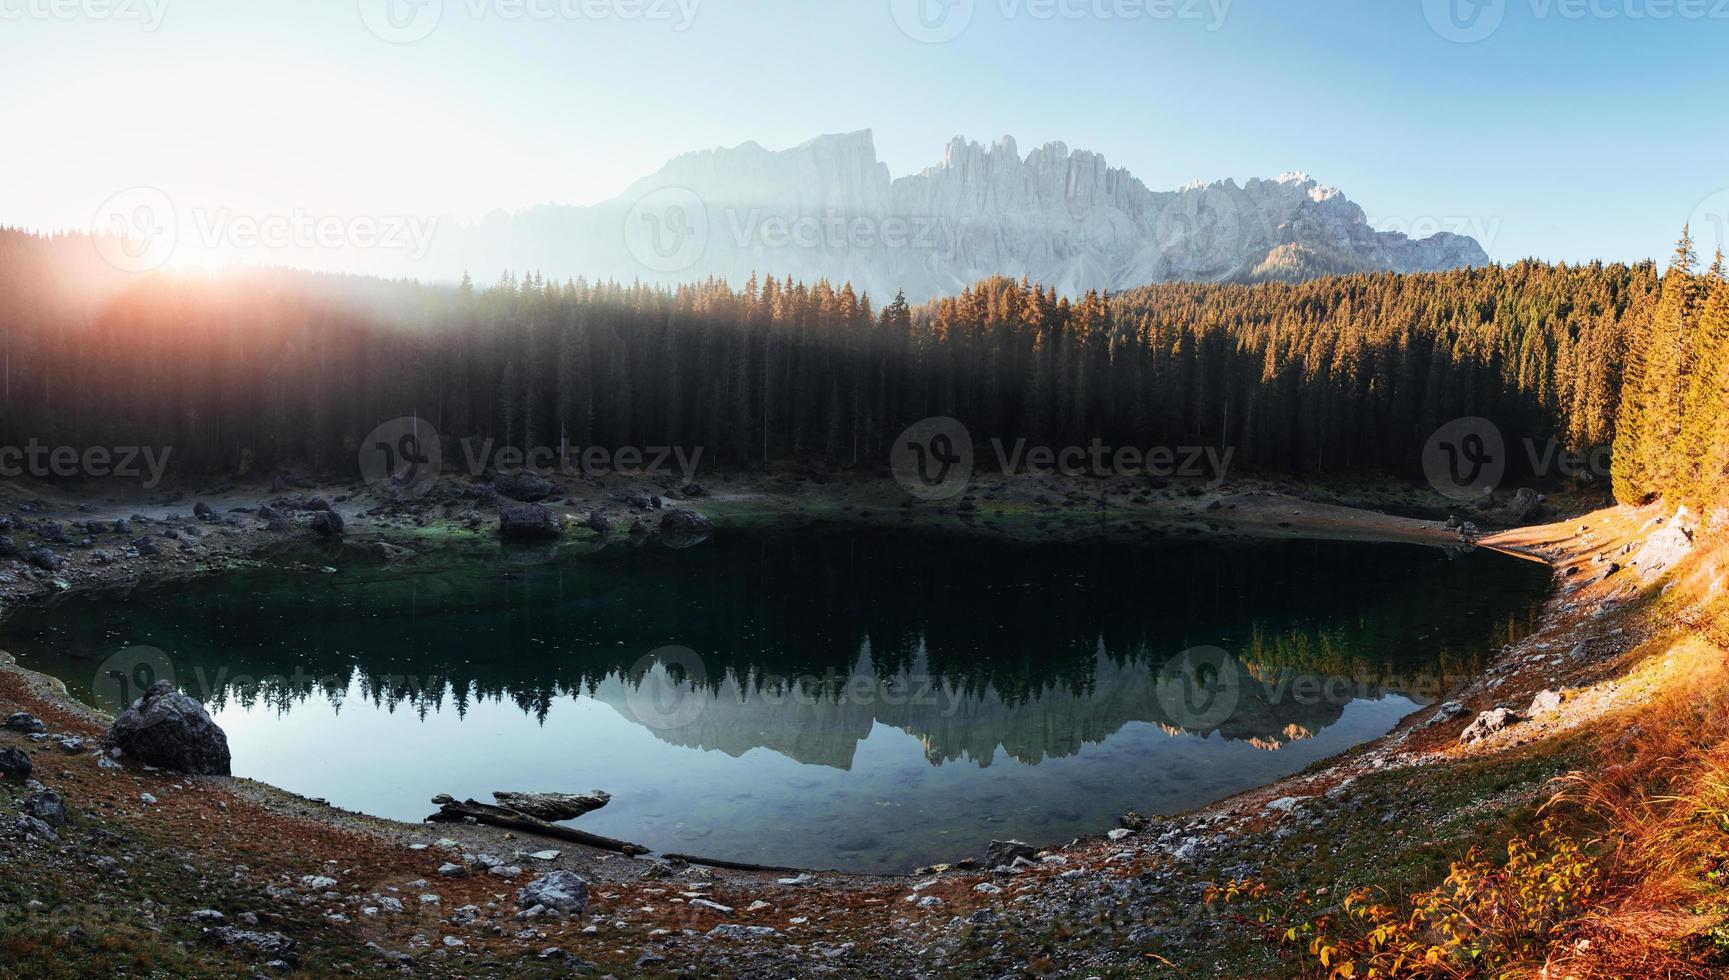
[105,680,232,775]
[659,509,713,535]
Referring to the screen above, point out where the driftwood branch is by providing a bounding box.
[425,797,648,855]
[660,853,815,874]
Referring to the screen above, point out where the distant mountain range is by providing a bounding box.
[415,130,1488,302]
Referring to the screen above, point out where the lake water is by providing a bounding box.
[0,527,1549,872]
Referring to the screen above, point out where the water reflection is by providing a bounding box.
[0,528,1549,869]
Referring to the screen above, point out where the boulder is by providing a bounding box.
[985,840,1037,867]
[0,747,31,781]
[23,791,67,827]
[4,712,45,734]
[1634,510,1696,581]
[492,790,611,821]
[204,927,298,964]
[516,870,589,914]
[1459,707,1524,746]
[584,510,615,534]
[25,546,63,571]
[193,501,216,521]
[499,505,563,541]
[495,472,556,503]
[1502,488,1544,524]
[105,680,232,775]
[308,509,345,538]
[1528,689,1564,717]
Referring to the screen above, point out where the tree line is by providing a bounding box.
[1,225,1718,506]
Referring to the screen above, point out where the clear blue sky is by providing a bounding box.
[2,0,1721,266]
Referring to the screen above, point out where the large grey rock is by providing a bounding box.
[4,712,45,733]
[495,472,556,502]
[1635,509,1696,581]
[499,504,563,541]
[516,870,589,914]
[24,790,67,827]
[105,681,232,775]
[985,840,1037,867]
[0,747,31,781]
[1459,707,1524,746]
[204,926,298,963]
[1503,487,1544,524]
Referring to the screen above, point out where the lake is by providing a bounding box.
[0,526,1550,872]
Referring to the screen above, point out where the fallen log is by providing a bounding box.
[660,853,820,874]
[425,797,648,856]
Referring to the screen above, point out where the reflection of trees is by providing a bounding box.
[6,530,1544,758]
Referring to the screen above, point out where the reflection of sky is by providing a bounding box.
[212,676,1416,872]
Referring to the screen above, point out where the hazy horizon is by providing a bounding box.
[4,0,1726,282]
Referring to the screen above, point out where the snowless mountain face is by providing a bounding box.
[419,130,1488,302]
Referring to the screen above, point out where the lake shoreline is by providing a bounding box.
[1,470,1658,977]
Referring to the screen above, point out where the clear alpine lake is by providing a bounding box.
[0,527,1551,872]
